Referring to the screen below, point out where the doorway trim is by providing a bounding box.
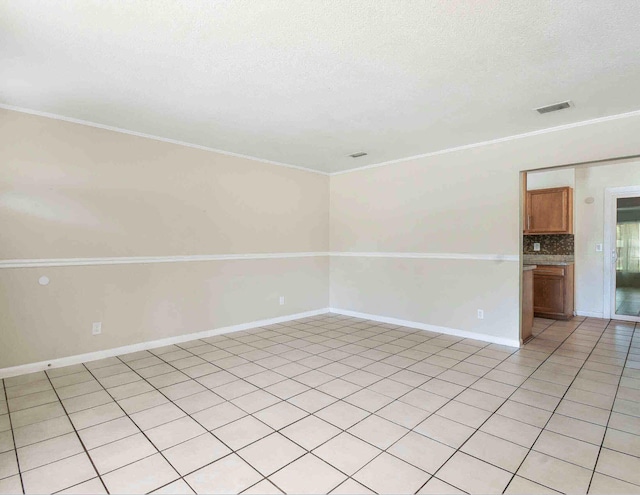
[604,185,640,321]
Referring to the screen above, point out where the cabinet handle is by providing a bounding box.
[527,215,531,230]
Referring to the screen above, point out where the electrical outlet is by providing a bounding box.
[477,309,484,320]
[279,296,285,306]
[92,322,102,335]
[595,244,603,252]
[533,242,541,252]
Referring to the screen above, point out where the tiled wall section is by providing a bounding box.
[523,234,574,255]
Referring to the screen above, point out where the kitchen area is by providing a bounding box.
[521,161,640,343]
[521,171,575,343]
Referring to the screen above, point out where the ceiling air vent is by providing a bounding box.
[535,101,572,114]
[348,151,367,158]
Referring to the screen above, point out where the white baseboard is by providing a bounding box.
[0,306,522,379]
[0,308,330,379]
[330,308,521,348]
[575,310,605,318]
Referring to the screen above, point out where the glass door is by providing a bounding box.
[615,196,640,319]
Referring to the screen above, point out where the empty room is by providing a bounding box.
[2,2,640,494]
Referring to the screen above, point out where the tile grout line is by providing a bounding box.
[113,344,271,493]
[8,314,634,494]
[0,317,555,485]
[500,319,626,493]
[235,320,503,494]
[2,379,25,495]
[249,321,488,493]
[586,321,638,492]
[117,318,459,493]
[0,316,474,418]
[259,320,523,493]
[287,325,514,493]
[345,335,522,494]
[357,318,638,493]
[146,317,395,494]
[408,319,579,491]
[79,360,226,493]
[406,319,590,493]
[136,317,501,493]
[106,325,364,492]
[0,317,566,491]
[7,316,521,493]
[40,368,111,495]
[84,360,228,493]
[94,347,284,485]
[6,319,349,492]
[223,319,372,494]
[6,318,416,495]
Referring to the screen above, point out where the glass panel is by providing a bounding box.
[616,197,640,316]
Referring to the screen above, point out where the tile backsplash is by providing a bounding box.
[523,234,574,255]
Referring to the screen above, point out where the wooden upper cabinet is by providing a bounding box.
[525,186,573,234]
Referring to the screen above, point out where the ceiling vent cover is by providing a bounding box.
[349,151,367,158]
[535,101,572,114]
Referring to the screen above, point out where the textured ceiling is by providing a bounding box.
[2,1,640,173]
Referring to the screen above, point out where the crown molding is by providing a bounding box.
[4,103,640,176]
[0,103,329,176]
[330,108,640,175]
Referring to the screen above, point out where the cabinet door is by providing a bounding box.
[526,187,572,234]
[533,274,565,314]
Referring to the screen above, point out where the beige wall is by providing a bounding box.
[330,115,640,343]
[0,110,330,368]
[330,257,519,341]
[331,157,519,255]
[0,110,328,259]
[0,258,328,368]
[575,160,640,316]
[4,107,640,368]
[527,168,575,190]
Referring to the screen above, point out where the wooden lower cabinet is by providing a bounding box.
[533,264,575,320]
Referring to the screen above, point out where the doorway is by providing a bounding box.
[605,185,640,322]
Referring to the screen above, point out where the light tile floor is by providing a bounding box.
[616,287,640,317]
[1,314,639,494]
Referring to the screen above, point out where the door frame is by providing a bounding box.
[604,185,640,321]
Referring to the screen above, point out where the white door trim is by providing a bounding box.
[604,185,640,321]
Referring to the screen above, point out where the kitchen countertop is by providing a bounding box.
[530,260,574,266]
[523,254,574,266]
